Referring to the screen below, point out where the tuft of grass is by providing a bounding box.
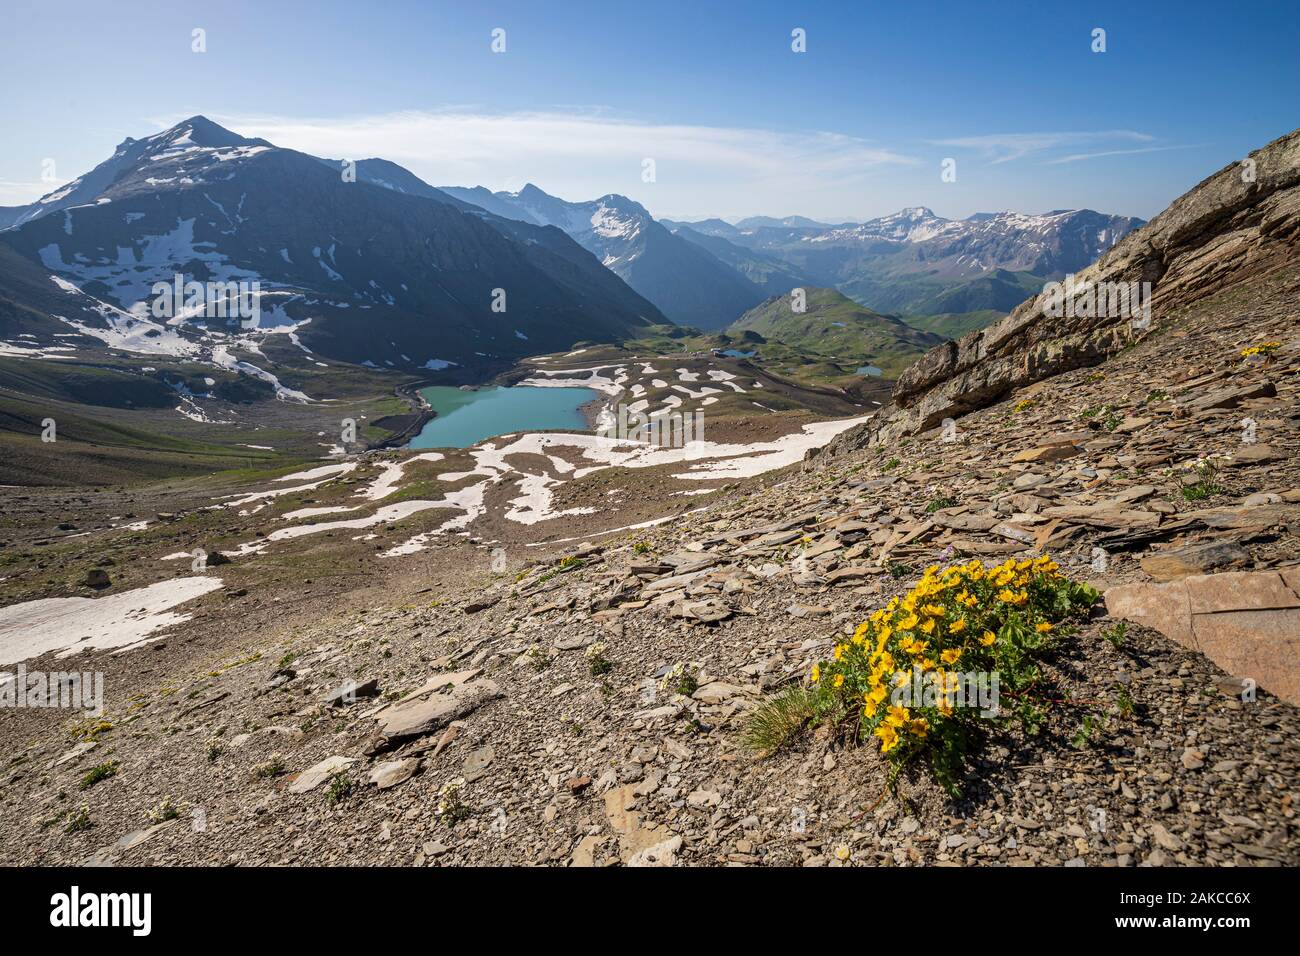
[1101,621,1128,649]
[79,760,119,791]
[1181,480,1221,501]
[744,686,824,754]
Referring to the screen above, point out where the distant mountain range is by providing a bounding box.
[436,187,1142,332]
[665,206,1146,318]
[0,115,1146,399]
[437,184,770,329]
[0,116,664,382]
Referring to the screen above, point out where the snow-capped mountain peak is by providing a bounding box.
[1,116,273,231]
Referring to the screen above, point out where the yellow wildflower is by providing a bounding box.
[875,723,900,753]
[900,636,928,656]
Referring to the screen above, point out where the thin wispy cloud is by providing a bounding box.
[1044,144,1204,165]
[930,130,1156,164]
[149,109,919,220]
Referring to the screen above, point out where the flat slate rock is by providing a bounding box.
[1106,571,1300,705]
[375,680,503,743]
[288,755,356,794]
[1138,541,1251,582]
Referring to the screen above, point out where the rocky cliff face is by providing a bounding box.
[835,128,1300,451]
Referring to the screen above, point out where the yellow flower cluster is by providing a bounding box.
[1241,341,1280,359]
[809,555,1074,761]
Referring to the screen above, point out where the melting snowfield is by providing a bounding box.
[221,414,870,558]
[0,577,224,666]
[41,256,317,418]
[217,461,359,513]
[517,364,629,396]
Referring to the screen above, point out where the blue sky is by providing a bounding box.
[2,0,1296,221]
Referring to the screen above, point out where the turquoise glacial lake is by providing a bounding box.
[408,385,599,449]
